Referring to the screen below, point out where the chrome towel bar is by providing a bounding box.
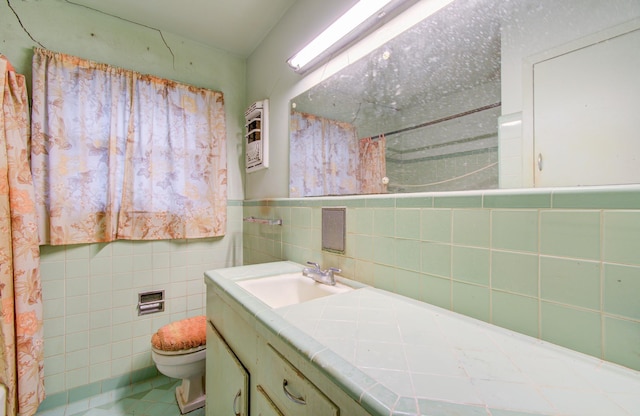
[243,216,283,226]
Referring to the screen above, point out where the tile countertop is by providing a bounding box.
[205,262,640,416]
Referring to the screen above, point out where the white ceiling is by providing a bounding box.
[68,0,298,57]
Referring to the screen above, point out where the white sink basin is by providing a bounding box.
[237,272,353,308]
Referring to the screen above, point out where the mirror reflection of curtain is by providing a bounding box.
[290,111,358,197]
[0,55,45,416]
[30,48,227,245]
[358,135,387,194]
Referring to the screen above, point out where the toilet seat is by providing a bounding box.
[152,344,205,356]
[151,345,206,369]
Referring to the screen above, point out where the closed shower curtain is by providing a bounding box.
[0,55,46,415]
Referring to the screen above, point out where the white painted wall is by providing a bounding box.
[1,0,246,201]
[245,0,358,199]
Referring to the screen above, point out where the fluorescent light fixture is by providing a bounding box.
[287,0,413,73]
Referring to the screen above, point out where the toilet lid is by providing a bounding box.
[151,315,206,352]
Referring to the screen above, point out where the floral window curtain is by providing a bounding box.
[0,55,45,416]
[30,48,227,245]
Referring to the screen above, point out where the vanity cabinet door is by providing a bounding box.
[260,344,339,416]
[206,320,249,416]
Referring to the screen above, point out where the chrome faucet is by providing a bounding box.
[302,261,341,286]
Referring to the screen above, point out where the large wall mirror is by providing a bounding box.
[289,0,640,197]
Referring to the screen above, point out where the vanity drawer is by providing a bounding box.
[259,343,339,416]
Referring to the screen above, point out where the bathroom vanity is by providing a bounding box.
[205,261,370,415]
[205,261,640,415]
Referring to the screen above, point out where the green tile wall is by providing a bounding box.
[242,187,640,372]
[39,203,244,409]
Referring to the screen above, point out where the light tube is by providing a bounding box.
[287,0,397,72]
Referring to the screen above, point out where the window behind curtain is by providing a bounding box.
[30,48,227,245]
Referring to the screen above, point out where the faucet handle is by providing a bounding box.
[306,261,321,271]
[328,267,341,275]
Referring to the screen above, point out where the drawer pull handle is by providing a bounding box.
[233,389,242,416]
[282,379,306,405]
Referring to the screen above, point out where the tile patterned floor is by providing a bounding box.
[36,376,205,416]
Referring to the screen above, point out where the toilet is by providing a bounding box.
[151,315,207,414]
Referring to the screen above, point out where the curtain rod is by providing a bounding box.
[377,102,501,139]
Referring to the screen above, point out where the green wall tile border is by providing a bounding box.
[37,391,67,412]
[295,199,328,207]
[396,196,433,208]
[314,198,367,207]
[365,197,395,208]
[243,185,640,210]
[435,195,483,208]
[38,366,159,411]
[227,199,244,206]
[551,188,640,209]
[68,382,102,403]
[483,192,551,208]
